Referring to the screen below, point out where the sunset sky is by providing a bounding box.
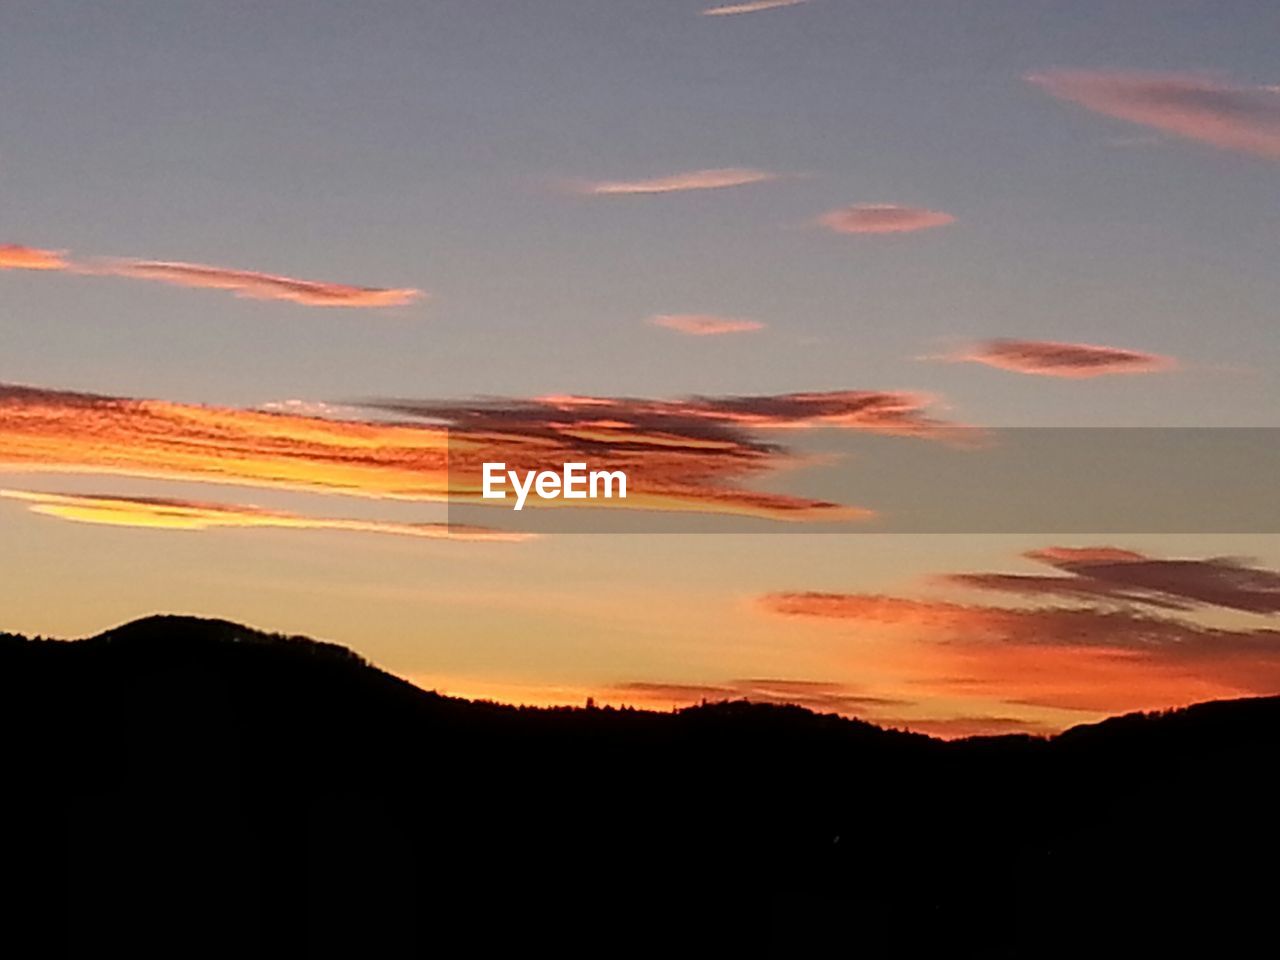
[4,1,1280,736]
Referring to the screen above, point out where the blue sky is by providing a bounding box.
[3,0,1278,424]
[4,1,1280,734]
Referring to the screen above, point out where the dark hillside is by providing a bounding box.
[2,615,1275,956]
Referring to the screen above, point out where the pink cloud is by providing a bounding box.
[1030,70,1280,160]
[103,259,422,307]
[647,314,765,336]
[582,168,777,195]
[817,204,955,235]
[1,240,422,307]
[953,339,1176,378]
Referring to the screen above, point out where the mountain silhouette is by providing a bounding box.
[2,614,1275,956]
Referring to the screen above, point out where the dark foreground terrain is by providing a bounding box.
[2,615,1275,956]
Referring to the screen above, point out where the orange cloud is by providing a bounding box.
[817,204,955,235]
[702,0,809,15]
[761,547,1280,714]
[581,168,777,195]
[0,383,451,500]
[951,339,1176,378]
[1,383,957,522]
[768,591,1163,640]
[764,590,1280,710]
[0,490,524,541]
[102,259,422,307]
[1030,70,1280,160]
[0,244,68,270]
[1,240,421,307]
[647,314,765,336]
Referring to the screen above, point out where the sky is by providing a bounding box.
[3,0,1280,736]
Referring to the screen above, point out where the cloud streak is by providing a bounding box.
[761,547,1280,713]
[0,382,451,501]
[763,591,1254,648]
[0,244,68,270]
[0,490,524,541]
[383,389,958,438]
[946,546,1280,614]
[702,0,809,15]
[763,590,1280,709]
[817,204,955,235]
[581,167,777,195]
[373,389,963,519]
[1030,70,1280,160]
[647,313,765,336]
[1,382,957,522]
[951,339,1175,378]
[0,241,421,307]
[102,260,422,307]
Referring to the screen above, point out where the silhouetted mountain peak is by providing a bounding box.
[87,614,370,667]
[95,614,261,643]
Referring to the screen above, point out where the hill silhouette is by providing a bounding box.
[2,615,1275,956]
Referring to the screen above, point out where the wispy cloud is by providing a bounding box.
[580,167,777,195]
[0,241,422,307]
[946,546,1280,614]
[0,490,523,541]
[950,339,1176,378]
[817,204,955,234]
[702,0,809,16]
[1030,70,1280,160]
[102,260,422,307]
[371,389,962,518]
[0,244,68,270]
[1,382,958,522]
[760,547,1280,713]
[387,389,958,438]
[647,313,765,336]
[0,382,451,501]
